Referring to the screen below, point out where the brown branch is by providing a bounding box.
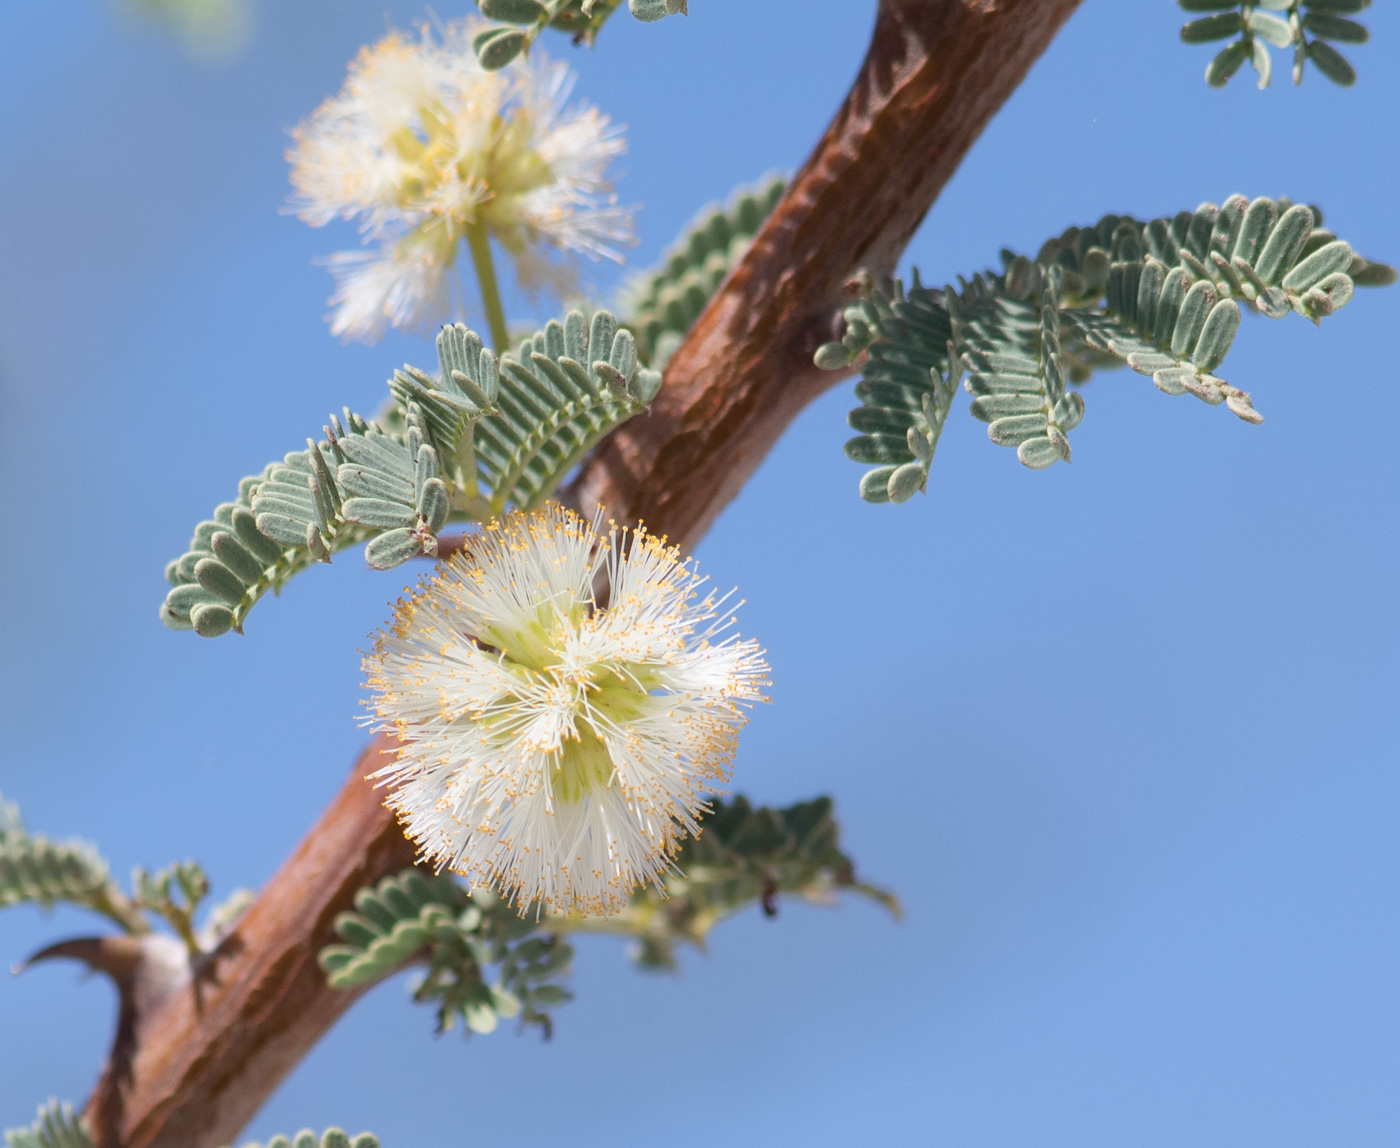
[86,2,1083,1144]
[569,0,1085,551]
[85,738,415,1148]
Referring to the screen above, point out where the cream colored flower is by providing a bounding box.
[288,22,632,342]
[363,505,770,917]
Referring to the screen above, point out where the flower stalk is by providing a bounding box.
[465,220,511,353]
[287,22,632,343]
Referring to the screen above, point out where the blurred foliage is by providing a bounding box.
[321,794,895,1035]
[113,0,255,60]
[472,0,683,71]
[620,174,787,368]
[0,790,245,957]
[227,1130,378,1148]
[3,1102,92,1148]
[590,794,900,972]
[319,869,573,1038]
[0,790,148,935]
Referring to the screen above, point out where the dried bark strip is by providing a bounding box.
[88,2,1083,1144]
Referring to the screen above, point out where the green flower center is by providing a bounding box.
[554,722,614,805]
[390,100,556,256]
[478,607,662,805]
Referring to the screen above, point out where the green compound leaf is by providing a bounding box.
[950,266,1086,471]
[479,310,659,513]
[160,310,654,638]
[605,794,900,973]
[4,1101,93,1148]
[225,1129,379,1148]
[622,174,787,368]
[818,273,959,504]
[318,868,572,1038]
[817,196,1394,501]
[0,791,147,934]
[1058,195,1391,419]
[1180,1,1370,88]
[157,408,390,638]
[319,795,893,1037]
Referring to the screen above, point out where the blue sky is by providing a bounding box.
[1,1,1398,1144]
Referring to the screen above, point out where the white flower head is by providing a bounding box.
[363,504,770,917]
[288,21,633,342]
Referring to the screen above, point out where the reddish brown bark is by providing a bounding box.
[569,0,1084,551]
[85,739,415,1148]
[85,2,1084,1144]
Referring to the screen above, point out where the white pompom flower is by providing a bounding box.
[363,504,770,917]
[287,21,633,343]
